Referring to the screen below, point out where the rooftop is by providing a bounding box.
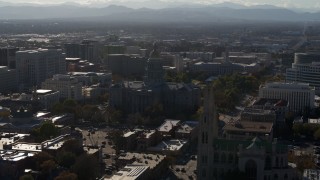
[148,139,187,152]
[157,119,180,133]
[118,152,166,169]
[223,121,273,134]
[0,150,36,162]
[106,164,149,180]
[252,98,288,107]
[12,143,42,152]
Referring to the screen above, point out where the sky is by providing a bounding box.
[6,0,320,9]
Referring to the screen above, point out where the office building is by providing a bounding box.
[286,52,320,94]
[0,66,17,93]
[41,74,83,100]
[0,47,19,68]
[259,82,315,113]
[16,48,66,90]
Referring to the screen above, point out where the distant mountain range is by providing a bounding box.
[0,1,319,22]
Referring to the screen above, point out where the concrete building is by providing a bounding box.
[19,89,60,110]
[16,48,66,90]
[189,61,244,75]
[303,169,320,180]
[106,54,147,77]
[259,82,315,113]
[107,165,149,180]
[0,66,17,93]
[0,47,19,68]
[286,52,320,94]
[41,74,83,100]
[116,152,167,178]
[109,48,200,115]
[197,85,298,180]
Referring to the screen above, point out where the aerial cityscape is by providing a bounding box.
[0,0,320,180]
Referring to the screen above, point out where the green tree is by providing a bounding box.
[72,154,99,180]
[40,159,57,174]
[55,171,78,180]
[108,130,126,153]
[19,174,34,180]
[314,128,320,140]
[57,151,76,168]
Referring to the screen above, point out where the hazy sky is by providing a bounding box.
[7,0,320,9]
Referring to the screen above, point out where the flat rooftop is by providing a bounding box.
[106,165,149,180]
[12,143,42,152]
[223,121,273,134]
[118,152,166,169]
[149,139,187,152]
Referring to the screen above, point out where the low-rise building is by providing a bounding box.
[106,164,149,180]
[41,74,83,100]
[157,119,180,139]
[175,121,198,142]
[223,121,273,141]
[148,139,188,156]
[303,169,320,180]
[0,66,17,93]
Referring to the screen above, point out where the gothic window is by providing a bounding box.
[221,153,226,163]
[202,155,208,164]
[284,174,288,180]
[265,156,272,170]
[205,132,208,144]
[245,160,257,180]
[202,132,205,144]
[204,116,207,123]
[228,154,233,163]
[214,152,219,163]
[275,157,279,168]
[274,174,278,180]
[202,168,206,178]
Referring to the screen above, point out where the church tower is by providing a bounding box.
[197,85,219,180]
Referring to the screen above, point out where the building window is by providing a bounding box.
[202,155,208,164]
[221,153,226,163]
[245,160,257,180]
[202,168,206,178]
[284,174,288,180]
[228,154,233,163]
[214,152,219,163]
[274,174,278,180]
[265,156,272,170]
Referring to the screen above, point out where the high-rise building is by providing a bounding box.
[286,52,320,93]
[259,82,315,113]
[0,66,17,93]
[16,48,66,90]
[0,47,19,68]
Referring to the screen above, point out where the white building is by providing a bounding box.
[16,48,66,89]
[286,53,320,94]
[0,66,17,93]
[19,89,60,109]
[259,82,315,113]
[41,74,83,100]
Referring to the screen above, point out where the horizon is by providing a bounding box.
[2,0,320,11]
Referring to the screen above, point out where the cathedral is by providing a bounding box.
[197,85,299,180]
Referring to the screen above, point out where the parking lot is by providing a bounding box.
[80,127,117,176]
[171,155,197,180]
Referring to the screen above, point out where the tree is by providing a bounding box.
[108,130,126,153]
[56,151,76,168]
[39,122,59,139]
[33,152,54,169]
[72,154,99,180]
[314,128,320,140]
[40,160,57,174]
[55,171,78,180]
[19,174,34,180]
[60,139,84,155]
